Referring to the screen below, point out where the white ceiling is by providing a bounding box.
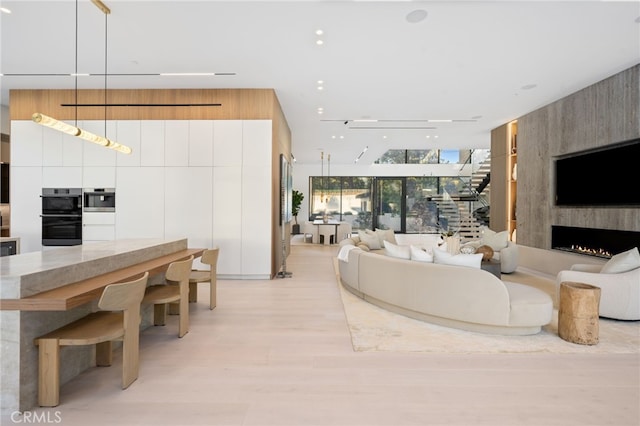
[1,1,639,166]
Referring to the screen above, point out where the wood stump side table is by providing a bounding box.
[558,282,601,345]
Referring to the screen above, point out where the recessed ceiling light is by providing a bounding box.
[406,9,428,24]
[426,135,431,139]
[316,39,324,46]
[317,80,324,84]
[316,29,324,36]
[1,7,11,14]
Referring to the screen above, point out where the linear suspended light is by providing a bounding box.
[29,0,130,155]
[60,103,222,107]
[32,113,132,154]
[91,0,111,14]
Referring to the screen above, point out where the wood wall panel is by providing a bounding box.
[515,64,640,250]
[10,89,275,121]
[489,125,508,232]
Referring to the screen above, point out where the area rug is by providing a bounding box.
[335,262,640,354]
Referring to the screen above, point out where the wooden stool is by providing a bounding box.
[188,248,219,309]
[143,256,194,338]
[34,273,149,407]
[558,282,601,345]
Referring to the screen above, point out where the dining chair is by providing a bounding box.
[319,225,336,245]
[302,221,318,243]
[34,272,149,407]
[188,248,219,310]
[337,222,353,242]
[142,256,194,338]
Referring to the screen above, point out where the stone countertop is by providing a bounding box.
[0,238,188,299]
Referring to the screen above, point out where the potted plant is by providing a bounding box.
[291,190,304,234]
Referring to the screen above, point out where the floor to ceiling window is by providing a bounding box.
[308,149,482,233]
[310,176,372,230]
[309,175,472,233]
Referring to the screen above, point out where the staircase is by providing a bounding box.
[431,193,483,242]
[432,151,492,242]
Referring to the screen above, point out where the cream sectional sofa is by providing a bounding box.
[338,244,553,335]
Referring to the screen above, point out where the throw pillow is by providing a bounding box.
[383,240,411,260]
[357,230,382,250]
[481,228,509,251]
[356,242,371,252]
[601,247,640,274]
[410,245,433,263]
[460,245,476,255]
[375,228,397,245]
[433,249,483,269]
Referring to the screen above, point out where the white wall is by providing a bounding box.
[10,119,273,279]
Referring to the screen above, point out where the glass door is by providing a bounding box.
[373,178,404,232]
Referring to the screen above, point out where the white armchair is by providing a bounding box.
[556,265,640,320]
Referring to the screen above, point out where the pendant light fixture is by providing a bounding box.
[32,0,132,155]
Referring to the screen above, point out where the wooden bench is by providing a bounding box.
[0,248,204,311]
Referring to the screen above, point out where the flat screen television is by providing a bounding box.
[555,138,640,206]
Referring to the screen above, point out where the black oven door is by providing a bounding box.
[42,195,82,216]
[42,215,82,246]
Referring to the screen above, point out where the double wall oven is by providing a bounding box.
[41,188,83,246]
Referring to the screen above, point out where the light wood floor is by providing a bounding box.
[11,242,639,426]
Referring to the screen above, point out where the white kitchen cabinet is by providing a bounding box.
[62,132,84,166]
[115,167,165,239]
[140,121,165,166]
[42,126,63,166]
[189,120,214,166]
[213,120,242,167]
[82,120,117,167]
[241,164,272,277]
[42,167,82,188]
[115,121,141,167]
[83,212,116,242]
[164,120,189,166]
[9,167,42,253]
[242,120,272,167]
[83,225,116,242]
[213,166,242,276]
[82,166,116,188]
[164,167,213,249]
[11,121,43,166]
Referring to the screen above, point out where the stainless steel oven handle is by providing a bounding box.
[40,214,83,218]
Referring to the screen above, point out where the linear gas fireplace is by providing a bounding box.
[552,226,640,259]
